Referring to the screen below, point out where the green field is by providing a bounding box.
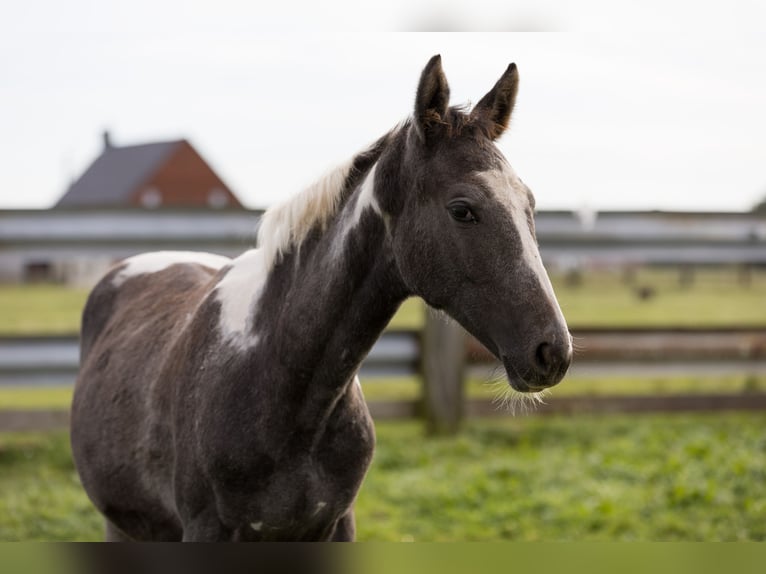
[1,266,765,542]
[1,413,764,541]
[551,267,766,328]
[1,267,765,335]
[0,285,90,336]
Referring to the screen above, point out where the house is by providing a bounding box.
[0,132,247,285]
[55,132,243,210]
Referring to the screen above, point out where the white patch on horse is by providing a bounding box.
[313,501,327,516]
[214,248,269,348]
[352,164,381,225]
[250,521,263,532]
[331,164,381,257]
[256,157,354,271]
[477,165,566,326]
[217,133,395,348]
[112,251,230,287]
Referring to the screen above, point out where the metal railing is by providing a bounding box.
[2,326,765,387]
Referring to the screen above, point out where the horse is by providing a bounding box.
[70,55,572,542]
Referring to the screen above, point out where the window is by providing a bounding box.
[208,188,229,209]
[141,187,162,208]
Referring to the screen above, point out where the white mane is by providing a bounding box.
[216,153,367,346]
[254,124,403,270]
[255,157,355,268]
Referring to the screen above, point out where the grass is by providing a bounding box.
[356,414,766,541]
[388,297,423,330]
[0,387,75,410]
[1,267,765,335]
[2,374,765,410]
[551,266,766,327]
[1,413,765,541]
[0,432,102,541]
[0,285,90,336]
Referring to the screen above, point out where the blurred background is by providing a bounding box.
[1,1,765,541]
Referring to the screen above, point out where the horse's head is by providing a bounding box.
[380,55,571,392]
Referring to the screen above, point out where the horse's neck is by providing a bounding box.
[251,163,408,391]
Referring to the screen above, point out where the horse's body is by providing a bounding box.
[71,56,572,541]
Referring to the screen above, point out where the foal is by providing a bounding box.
[71,55,571,541]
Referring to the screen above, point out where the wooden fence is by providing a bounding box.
[1,320,766,433]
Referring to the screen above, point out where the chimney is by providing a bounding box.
[102,130,113,150]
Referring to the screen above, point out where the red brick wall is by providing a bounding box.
[129,141,243,209]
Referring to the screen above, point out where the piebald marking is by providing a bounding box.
[218,134,399,349]
[111,251,230,287]
[214,248,269,347]
[219,154,385,347]
[331,164,382,257]
[351,164,381,225]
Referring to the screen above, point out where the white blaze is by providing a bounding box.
[477,164,568,329]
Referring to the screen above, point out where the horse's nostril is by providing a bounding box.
[535,342,553,374]
[534,340,572,379]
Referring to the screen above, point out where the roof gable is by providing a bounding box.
[56,140,182,208]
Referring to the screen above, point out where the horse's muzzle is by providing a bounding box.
[503,335,572,392]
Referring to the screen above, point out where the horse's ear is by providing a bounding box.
[471,63,519,140]
[413,54,450,141]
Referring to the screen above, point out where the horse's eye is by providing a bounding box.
[448,203,477,224]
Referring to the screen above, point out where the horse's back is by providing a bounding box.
[78,251,230,361]
[71,251,229,540]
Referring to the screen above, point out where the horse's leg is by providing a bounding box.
[331,510,356,542]
[181,508,232,542]
[181,522,231,541]
[105,519,133,542]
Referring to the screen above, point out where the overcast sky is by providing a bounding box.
[2,2,765,212]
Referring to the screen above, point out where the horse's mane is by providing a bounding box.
[255,158,354,269]
[255,125,401,269]
[254,106,482,270]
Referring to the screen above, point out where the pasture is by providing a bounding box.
[1,265,765,540]
[2,267,766,335]
[1,413,765,541]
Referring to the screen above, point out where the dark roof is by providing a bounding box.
[56,140,183,207]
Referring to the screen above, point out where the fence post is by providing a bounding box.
[420,312,466,435]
